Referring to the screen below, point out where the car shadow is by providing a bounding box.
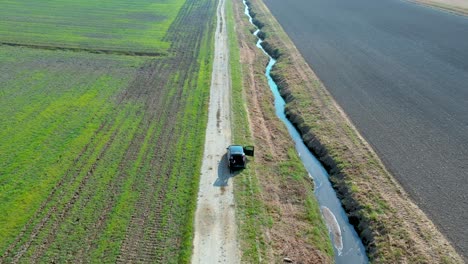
[213,153,241,187]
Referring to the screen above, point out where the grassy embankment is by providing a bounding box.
[241,0,463,262]
[0,0,215,262]
[226,0,333,262]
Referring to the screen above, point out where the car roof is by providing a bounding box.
[228,145,244,154]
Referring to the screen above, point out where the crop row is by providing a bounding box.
[0,0,216,262]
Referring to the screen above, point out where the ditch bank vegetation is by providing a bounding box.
[227,0,333,262]
[242,0,463,262]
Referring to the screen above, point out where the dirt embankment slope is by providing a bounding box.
[241,0,464,262]
[411,0,468,15]
[229,0,333,262]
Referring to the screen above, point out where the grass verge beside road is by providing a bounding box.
[241,0,464,262]
[227,0,333,262]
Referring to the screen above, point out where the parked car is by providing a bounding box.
[226,145,254,173]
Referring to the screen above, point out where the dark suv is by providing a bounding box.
[227,145,254,173]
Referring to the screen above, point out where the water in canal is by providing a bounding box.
[242,1,368,263]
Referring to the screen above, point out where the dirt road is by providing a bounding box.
[191,0,240,262]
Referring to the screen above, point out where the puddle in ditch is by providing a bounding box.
[243,1,368,263]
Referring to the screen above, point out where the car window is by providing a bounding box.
[229,145,244,154]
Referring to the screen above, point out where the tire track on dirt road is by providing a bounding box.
[192,0,240,262]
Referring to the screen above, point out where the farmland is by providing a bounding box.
[242,0,464,261]
[262,0,468,259]
[0,0,186,53]
[0,0,215,262]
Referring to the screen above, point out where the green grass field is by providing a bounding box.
[0,0,186,53]
[0,45,144,255]
[0,0,216,261]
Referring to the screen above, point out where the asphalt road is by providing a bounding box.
[262,0,468,257]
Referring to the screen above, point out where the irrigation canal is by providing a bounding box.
[242,1,368,263]
[261,0,468,257]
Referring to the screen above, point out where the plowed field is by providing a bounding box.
[261,0,468,258]
[0,0,216,262]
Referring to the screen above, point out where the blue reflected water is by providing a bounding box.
[242,1,368,263]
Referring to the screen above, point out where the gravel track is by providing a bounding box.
[262,0,468,257]
[192,0,240,262]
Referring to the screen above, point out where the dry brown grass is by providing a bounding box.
[229,0,334,262]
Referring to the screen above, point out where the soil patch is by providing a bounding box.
[0,42,163,57]
[410,0,468,15]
